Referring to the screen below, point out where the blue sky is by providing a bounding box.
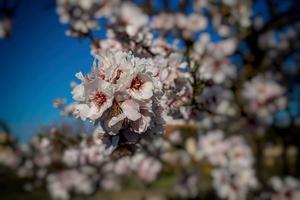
[0,1,96,141]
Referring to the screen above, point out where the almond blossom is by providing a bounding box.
[72,51,164,135]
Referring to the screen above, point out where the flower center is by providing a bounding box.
[213,60,222,70]
[131,77,144,90]
[93,91,107,107]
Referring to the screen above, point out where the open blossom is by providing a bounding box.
[242,74,287,123]
[72,51,163,135]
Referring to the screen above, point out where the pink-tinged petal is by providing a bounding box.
[129,81,154,100]
[108,113,126,128]
[159,68,169,82]
[121,99,141,121]
[140,81,154,99]
[89,98,113,121]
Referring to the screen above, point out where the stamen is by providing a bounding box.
[131,77,144,90]
[92,91,107,107]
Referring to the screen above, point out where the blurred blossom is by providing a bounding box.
[53,98,66,108]
[136,156,162,183]
[242,74,287,124]
[175,172,199,198]
[47,168,96,200]
[264,177,300,200]
[199,130,258,199]
[56,0,118,38]
[0,18,12,38]
[196,38,237,84]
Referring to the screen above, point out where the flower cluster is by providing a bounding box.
[199,130,258,199]
[56,0,117,38]
[72,51,164,139]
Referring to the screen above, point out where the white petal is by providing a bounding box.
[89,99,113,121]
[74,104,90,120]
[108,113,126,128]
[129,81,154,100]
[87,103,101,121]
[121,99,141,121]
[72,84,85,101]
[75,72,85,81]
